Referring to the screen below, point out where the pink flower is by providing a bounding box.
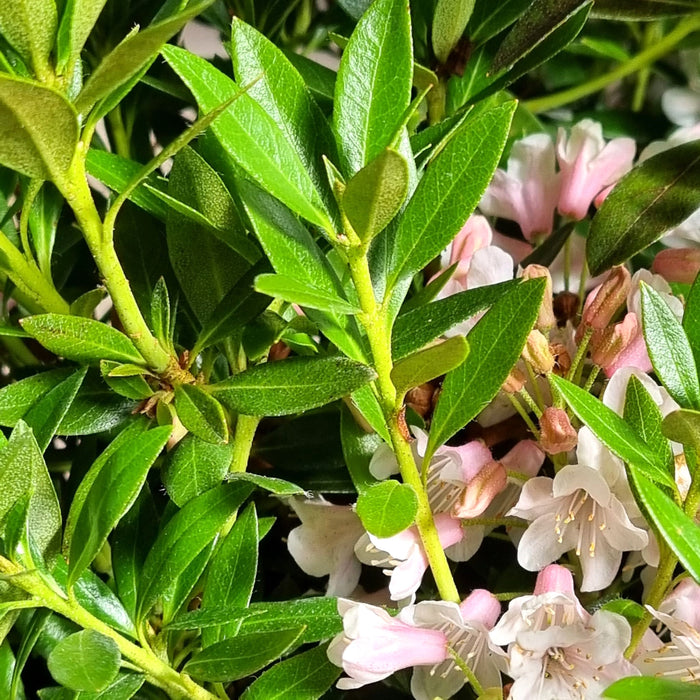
[556,119,635,220]
[480,134,560,241]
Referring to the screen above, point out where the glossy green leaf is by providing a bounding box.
[433,0,475,62]
[0,0,56,74]
[111,485,158,622]
[161,45,332,232]
[226,473,304,496]
[12,609,52,699]
[201,503,258,646]
[342,148,409,242]
[210,357,376,417]
[184,627,305,682]
[284,51,336,104]
[150,277,171,352]
[229,18,336,211]
[136,483,254,623]
[28,182,62,279]
[0,76,78,181]
[100,361,153,401]
[388,101,516,289]
[0,421,61,565]
[241,643,340,700]
[641,282,700,409]
[662,408,700,452]
[683,273,700,372]
[631,472,700,583]
[551,376,675,488]
[55,0,108,72]
[47,631,120,692]
[76,1,215,114]
[334,0,412,175]
[427,278,544,459]
[356,480,418,537]
[67,426,171,588]
[468,0,532,44]
[623,376,673,476]
[392,280,517,359]
[592,0,699,20]
[71,672,144,700]
[491,0,591,72]
[167,147,251,324]
[350,384,391,441]
[604,675,700,698]
[340,404,382,495]
[23,366,87,452]
[254,273,360,315]
[600,599,646,626]
[162,435,233,507]
[20,315,145,365]
[391,336,469,397]
[168,598,342,643]
[174,384,229,445]
[588,141,700,276]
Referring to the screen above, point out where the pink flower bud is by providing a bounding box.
[652,248,700,285]
[578,266,631,338]
[459,589,501,629]
[522,265,555,330]
[533,564,577,596]
[522,330,555,374]
[453,461,507,519]
[539,407,578,454]
[590,312,639,372]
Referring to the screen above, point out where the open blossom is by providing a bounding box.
[328,591,506,699]
[490,565,637,699]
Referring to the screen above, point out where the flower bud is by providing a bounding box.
[453,461,507,519]
[503,366,527,393]
[522,330,555,375]
[539,407,578,454]
[590,312,639,371]
[578,266,630,338]
[652,248,700,285]
[522,265,555,330]
[549,342,571,376]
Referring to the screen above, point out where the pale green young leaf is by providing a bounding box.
[55,0,108,73]
[0,76,78,182]
[432,0,475,63]
[604,675,700,699]
[356,480,418,537]
[662,408,700,453]
[20,315,145,365]
[47,631,120,692]
[226,473,304,496]
[254,274,361,315]
[150,277,171,352]
[0,0,56,75]
[334,0,412,175]
[427,278,544,459]
[210,357,376,417]
[28,182,62,279]
[100,361,153,401]
[641,282,700,410]
[174,384,229,445]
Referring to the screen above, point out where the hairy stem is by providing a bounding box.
[348,247,460,603]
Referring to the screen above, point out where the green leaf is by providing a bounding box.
[71,672,144,700]
[683,273,700,372]
[631,472,700,584]
[20,315,145,365]
[0,75,78,182]
[342,148,409,242]
[491,0,591,72]
[47,631,120,693]
[392,280,518,360]
[0,0,56,74]
[150,277,171,352]
[75,1,215,114]
[356,480,418,537]
[0,421,61,565]
[167,147,252,324]
[254,274,360,315]
[350,384,391,441]
[226,473,304,496]
[468,0,532,44]
[23,366,87,452]
[211,357,376,417]
[334,0,412,175]
[592,0,699,20]
[284,51,336,104]
[229,18,337,213]
[100,361,153,401]
[241,643,341,700]
[641,282,700,410]
[162,435,233,507]
[28,182,63,279]
[662,409,700,452]
[201,503,258,646]
[600,599,646,626]
[388,101,516,289]
[623,376,673,476]
[588,141,700,276]
[340,404,382,495]
[432,0,475,63]
[427,278,544,458]
[551,376,675,488]
[174,384,229,445]
[66,426,171,588]
[391,336,469,397]
[161,45,332,232]
[184,627,305,682]
[604,675,700,698]
[136,482,254,623]
[55,0,109,73]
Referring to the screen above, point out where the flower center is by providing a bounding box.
[554,488,607,557]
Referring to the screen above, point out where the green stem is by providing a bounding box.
[107,106,132,160]
[229,414,260,473]
[0,558,216,700]
[632,22,663,113]
[506,393,540,439]
[448,646,484,697]
[523,15,700,114]
[347,247,460,604]
[60,154,177,376]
